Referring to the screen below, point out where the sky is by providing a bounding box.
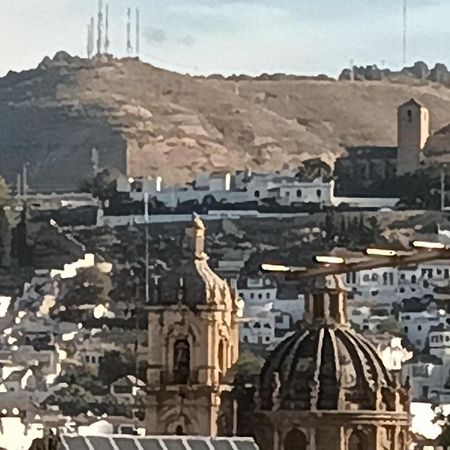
[1,0,449,78]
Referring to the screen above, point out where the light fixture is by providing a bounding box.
[314,255,345,264]
[261,264,291,272]
[412,240,446,250]
[365,248,398,257]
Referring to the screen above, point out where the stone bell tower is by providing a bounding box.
[145,215,243,436]
[397,98,430,175]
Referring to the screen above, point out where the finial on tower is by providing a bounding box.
[193,213,206,259]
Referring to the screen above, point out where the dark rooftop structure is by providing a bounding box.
[58,435,260,450]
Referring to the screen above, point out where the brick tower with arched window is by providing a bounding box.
[145,215,243,436]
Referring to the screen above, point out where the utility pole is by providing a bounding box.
[22,163,28,198]
[144,192,150,304]
[441,165,446,211]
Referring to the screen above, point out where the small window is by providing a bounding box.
[258,293,262,300]
[266,292,271,299]
[297,189,302,197]
[264,323,271,329]
[411,275,417,284]
[317,189,322,198]
[399,287,405,293]
[253,322,261,329]
[407,109,412,122]
[418,325,422,331]
[404,326,408,332]
[243,336,249,343]
[244,323,250,329]
[285,191,290,197]
[85,355,90,363]
[250,293,255,299]
[91,356,96,364]
[446,335,450,342]
[254,190,260,198]
[445,269,449,279]
[265,337,270,343]
[400,274,406,280]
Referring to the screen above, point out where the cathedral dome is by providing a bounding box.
[259,324,399,412]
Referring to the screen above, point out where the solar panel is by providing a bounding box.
[61,436,91,450]
[233,440,259,450]
[60,434,260,450]
[162,438,187,450]
[87,436,115,450]
[114,437,140,450]
[186,438,211,450]
[211,439,234,450]
[139,438,165,450]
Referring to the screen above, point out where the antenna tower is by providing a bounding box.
[136,8,140,57]
[87,17,95,58]
[97,0,104,55]
[127,7,133,54]
[403,0,407,66]
[104,2,110,54]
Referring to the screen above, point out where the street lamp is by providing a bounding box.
[365,248,398,257]
[411,240,446,250]
[261,264,291,272]
[314,255,345,265]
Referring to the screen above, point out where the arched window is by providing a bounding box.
[173,339,190,384]
[407,110,412,122]
[411,275,417,284]
[175,425,185,436]
[348,429,367,450]
[284,429,307,450]
[218,339,226,375]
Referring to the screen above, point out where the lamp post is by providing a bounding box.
[261,241,450,281]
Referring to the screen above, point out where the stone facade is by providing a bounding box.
[397,99,430,175]
[145,215,242,436]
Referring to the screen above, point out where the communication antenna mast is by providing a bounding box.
[403,0,407,66]
[127,7,133,55]
[87,17,94,58]
[104,2,110,54]
[97,0,104,55]
[135,8,140,57]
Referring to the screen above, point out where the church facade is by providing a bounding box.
[145,218,411,449]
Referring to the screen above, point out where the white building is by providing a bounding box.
[399,300,449,351]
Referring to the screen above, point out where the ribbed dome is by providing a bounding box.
[260,325,398,412]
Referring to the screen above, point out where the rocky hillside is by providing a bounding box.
[4,52,450,191]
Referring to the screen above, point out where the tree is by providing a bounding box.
[98,350,136,386]
[79,168,120,201]
[0,177,10,207]
[296,158,332,182]
[378,317,404,336]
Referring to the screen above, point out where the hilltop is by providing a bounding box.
[3,52,450,190]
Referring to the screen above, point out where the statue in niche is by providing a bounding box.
[173,338,190,384]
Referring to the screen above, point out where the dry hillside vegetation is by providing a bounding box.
[2,52,450,190]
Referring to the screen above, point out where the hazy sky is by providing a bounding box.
[1,0,448,77]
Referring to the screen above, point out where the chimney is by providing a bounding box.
[193,214,205,259]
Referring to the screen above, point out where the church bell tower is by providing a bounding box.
[145,216,243,436]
